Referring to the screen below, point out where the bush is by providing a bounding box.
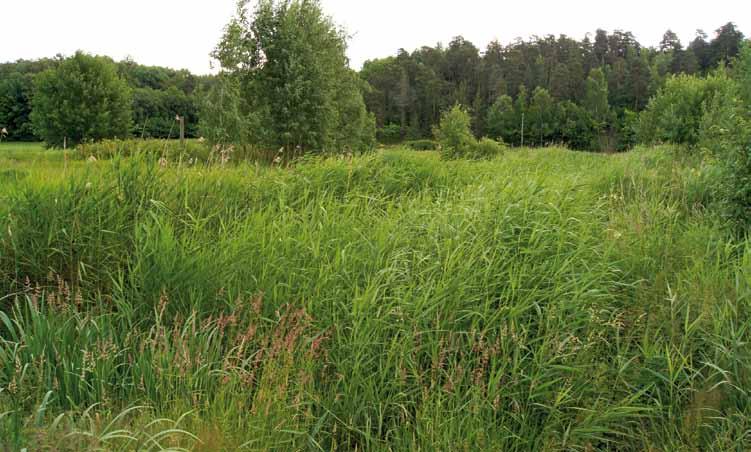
[644,64,751,230]
[469,137,506,160]
[697,73,751,229]
[716,143,751,229]
[404,139,438,151]
[377,123,403,144]
[638,73,739,148]
[733,42,751,112]
[435,106,506,160]
[434,105,475,160]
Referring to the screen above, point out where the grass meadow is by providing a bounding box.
[1,141,750,450]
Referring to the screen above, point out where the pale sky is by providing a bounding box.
[2,0,749,74]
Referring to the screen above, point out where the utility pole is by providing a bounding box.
[520,112,525,148]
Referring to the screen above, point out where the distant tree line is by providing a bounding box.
[0,59,56,141]
[0,55,206,142]
[0,14,746,154]
[119,59,208,139]
[361,23,747,150]
[0,0,375,154]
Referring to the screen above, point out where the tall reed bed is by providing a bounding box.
[1,147,749,450]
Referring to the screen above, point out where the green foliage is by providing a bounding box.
[617,109,641,151]
[198,75,256,146]
[333,71,377,152]
[404,139,438,151]
[131,86,198,139]
[697,78,747,157]
[584,68,611,124]
[119,59,202,139]
[0,57,203,143]
[639,73,722,146]
[639,65,751,230]
[716,143,751,229]
[697,60,751,229]
[584,68,612,130]
[0,73,35,141]
[0,59,57,142]
[528,87,556,146]
[4,17,751,449]
[710,22,746,67]
[377,123,403,144]
[31,52,132,148]
[434,105,475,159]
[470,137,506,159]
[557,100,598,151]
[733,41,751,114]
[485,95,516,144]
[359,25,742,151]
[435,105,505,159]
[2,146,751,450]
[211,0,374,155]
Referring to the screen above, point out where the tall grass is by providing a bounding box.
[1,146,750,450]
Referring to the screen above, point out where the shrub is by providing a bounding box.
[732,42,751,111]
[643,64,751,230]
[469,137,506,160]
[716,143,751,229]
[697,66,751,229]
[404,139,438,151]
[434,105,475,160]
[638,72,739,148]
[377,123,403,144]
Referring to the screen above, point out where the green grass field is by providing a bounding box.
[0,141,66,162]
[1,143,749,450]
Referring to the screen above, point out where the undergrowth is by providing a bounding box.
[1,146,750,450]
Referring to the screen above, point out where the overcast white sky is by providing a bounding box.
[2,0,749,74]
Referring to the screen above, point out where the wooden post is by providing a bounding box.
[176,114,185,146]
[520,113,525,148]
[179,115,185,146]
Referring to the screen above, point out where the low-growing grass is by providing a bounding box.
[0,142,67,164]
[0,145,749,450]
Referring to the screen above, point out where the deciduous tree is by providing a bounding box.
[31,51,132,147]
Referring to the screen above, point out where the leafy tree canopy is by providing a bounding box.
[31,51,132,147]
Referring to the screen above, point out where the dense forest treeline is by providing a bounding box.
[361,23,747,150]
[0,56,207,141]
[0,22,747,151]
